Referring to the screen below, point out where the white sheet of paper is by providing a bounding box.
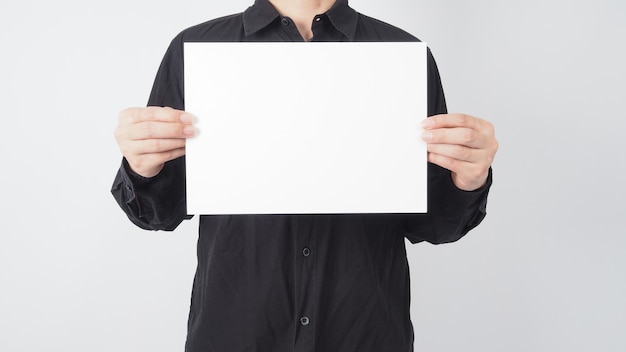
[184,42,427,214]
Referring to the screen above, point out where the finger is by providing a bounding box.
[128,138,187,156]
[127,147,187,174]
[427,152,466,176]
[126,120,195,140]
[426,143,477,163]
[422,127,485,149]
[422,113,483,130]
[119,107,193,125]
[147,147,187,165]
[427,143,495,170]
[427,152,489,191]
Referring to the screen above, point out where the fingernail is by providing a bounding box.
[421,131,433,141]
[183,126,195,136]
[421,118,434,129]
[180,113,194,124]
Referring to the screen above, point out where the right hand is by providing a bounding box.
[115,106,195,178]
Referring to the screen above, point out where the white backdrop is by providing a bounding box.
[1,0,624,351]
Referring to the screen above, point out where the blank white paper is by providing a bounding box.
[184,42,427,214]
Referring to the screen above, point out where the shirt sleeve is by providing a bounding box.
[111,157,190,231]
[401,48,493,244]
[110,34,190,231]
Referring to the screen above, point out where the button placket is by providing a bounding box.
[293,217,316,351]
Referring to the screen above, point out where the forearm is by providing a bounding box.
[111,156,190,231]
[402,163,492,244]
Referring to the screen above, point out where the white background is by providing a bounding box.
[1,0,624,351]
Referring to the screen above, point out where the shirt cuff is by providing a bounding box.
[120,157,161,186]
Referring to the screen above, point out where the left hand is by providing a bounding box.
[421,113,498,191]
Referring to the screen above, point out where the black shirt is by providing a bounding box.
[111,1,492,351]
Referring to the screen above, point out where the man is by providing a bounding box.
[112,0,498,351]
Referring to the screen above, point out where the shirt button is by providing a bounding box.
[302,247,311,257]
[281,18,289,26]
[315,17,321,22]
[300,316,310,326]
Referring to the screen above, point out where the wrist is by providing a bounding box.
[124,159,164,179]
[451,171,488,192]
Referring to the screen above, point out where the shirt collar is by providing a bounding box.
[243,0,358,40]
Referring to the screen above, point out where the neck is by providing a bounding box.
[269,0,337,41]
